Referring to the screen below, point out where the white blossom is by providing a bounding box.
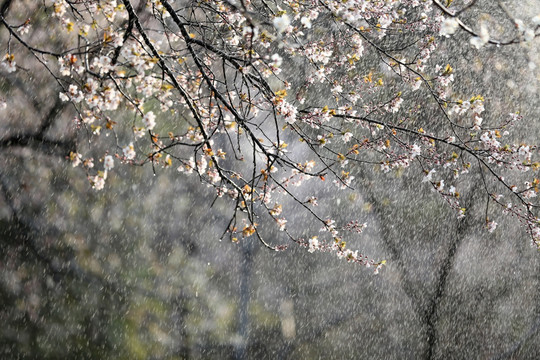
[123,143,136,160]
[410,144,421,158]
[308,237,319,253]
[273,14,290,34]
[104,155,114,171]
[143,111,156,130]
[487,221,498,233]
[440,18,459,37]
[423,169,436,182]
[524,28,535,42]
[470,23,489,49]
[533,14,540,26]
[342,132,353,143]
[301,16,312,29]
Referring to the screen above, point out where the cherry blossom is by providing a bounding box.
[1,0,538,273]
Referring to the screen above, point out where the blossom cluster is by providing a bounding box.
[2,0,537,272]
